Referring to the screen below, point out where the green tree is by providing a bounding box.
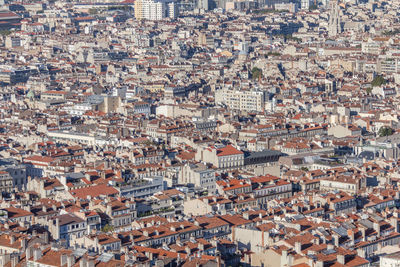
[378,126,394,137]
[371,76,386,87]
[88,8,98,15]
[366,87,372,94]
[102,224,114,232]
[0,30,11,36]
[251,67,262,80]
[300,167,309,172]
[267,51,281,57]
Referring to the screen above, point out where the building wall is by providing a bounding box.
[215,89,266,112]
[183,199,210,216]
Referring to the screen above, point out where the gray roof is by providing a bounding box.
[244,149,283,159]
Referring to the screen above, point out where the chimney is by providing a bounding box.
[21,238,27,250]
[294,241,302,254]
[26,247,32,261]
[357,248,366,258]
[11,255,18,267]
[337,254,345,265]
[333,234,339,246]
[391,218,399,232]
[198,243,204,250]
[360,228,366,241]
[67,255,75,267]
[80,257,87,267]
[106,204,112,215]
[44,232,49,244]
[373,222,380,237]
[185,246,191,255]
[243,212,249,220]
[10,235,15,244]
[33,248,42,261]
[282,249,288,259]
[347,229,354,241]
[60,254,68,266]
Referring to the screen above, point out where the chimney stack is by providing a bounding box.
[33,248,42,261]
[373,222,381,237]
[337,254,345,265]
[294,241,302,254]
[60,254,67,266]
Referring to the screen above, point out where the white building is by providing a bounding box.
[67,103,92,116]
[179,163,216,194]
[135,0,177,20]
[215,88,266,112]
[380,252,400,267]
[301,0,310,9]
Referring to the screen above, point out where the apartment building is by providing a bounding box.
[215,88,266,112]
[195,145,244,169]
[48,214,87,246]
[179,163,216,194]
[135,0,177,20]
[0,171,13,193]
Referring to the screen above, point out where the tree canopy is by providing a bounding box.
[371,76,386,87]
[251,67,262,80]
[102,224,114,232]
[378,126,394,137]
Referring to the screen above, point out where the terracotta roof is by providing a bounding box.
[216,145,243,157]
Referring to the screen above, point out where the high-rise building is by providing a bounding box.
[301,0,310,9]
[215,88,266,112]
[135,0,178,20]
[328,0,342,36]
[197,0,209,10]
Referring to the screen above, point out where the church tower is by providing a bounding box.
[328,0,342,37]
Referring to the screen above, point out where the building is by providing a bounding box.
[0,68,30,85]
[71,234,121,254]
[5,36,21,48]
[135,0,178,20]
[328,0,342,37]
[300,0,309,10]
[0,159,28,191]
[196,145,244,169]
[215,88,266,112]
[47,131,97,146]
[119,176,164,198]
[0,11,21,30]
[179,163,216,193]
[0,171,13,193]
[381,252,400,267]
[48,214,87,245]
[320,176,366,194]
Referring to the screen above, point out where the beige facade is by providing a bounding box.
[327,124,362,138]
[195,145,244,169]
[71,234,121,254]
[179,163,216,193]
[215,88,266,112]
[0,171,13,193]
